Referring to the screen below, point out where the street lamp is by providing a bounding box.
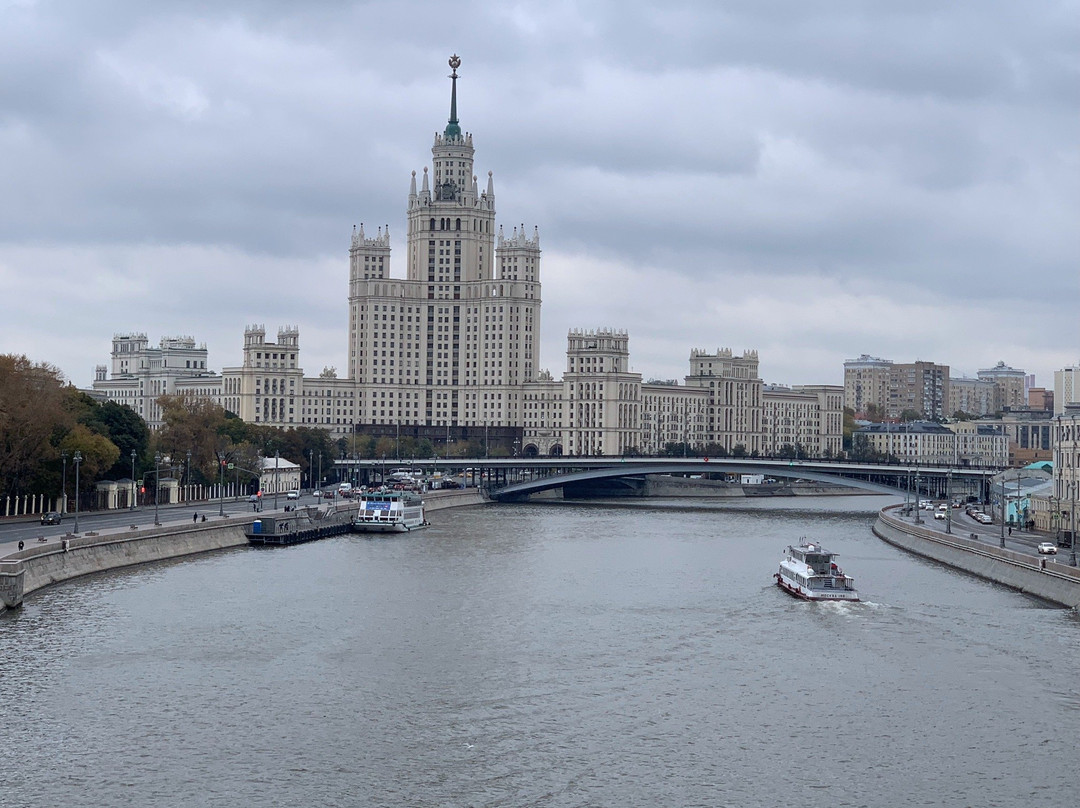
[273,450,280,511]
[186,450,192,502]
[913,473,922,524]
[999,476,1006,548]
[154,451,162,526]
[60,449,68,514]
[945,469,953,535]
[72,451,82,533]
[1071,481,1078,567]
[218,454,225,517]
[130,450,137,509]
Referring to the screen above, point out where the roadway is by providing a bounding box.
[0,494,320,555]
[895,505,1077,566]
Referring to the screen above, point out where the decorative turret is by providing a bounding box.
[496,223,542,282]
[349,222,391,280]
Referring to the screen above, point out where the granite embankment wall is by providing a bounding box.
[874,505,1080,609]
[0,489,487,613]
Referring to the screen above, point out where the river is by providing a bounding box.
[2,495,1079,807]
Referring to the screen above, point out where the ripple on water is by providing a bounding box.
[3,496,1080,807]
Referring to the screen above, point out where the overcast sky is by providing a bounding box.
[2,0,1077,393]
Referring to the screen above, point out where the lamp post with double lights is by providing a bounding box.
[945,469,953,535]
[999,476,1006,548]
[186,450,192,502]
[218,454,226,517]
[273,451,280,511]
[1071,481,1078,567]
[72,451,82,533]
[130,450,137,509]
[154,452,163,526]
[913,473,922,525]
[60,449,68,514]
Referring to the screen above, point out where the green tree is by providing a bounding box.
[96,401,150,479]
[59,424,120,495]
[0,355,71,497]
[156,394,232,482]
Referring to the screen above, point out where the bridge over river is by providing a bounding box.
[337,456,1003,503]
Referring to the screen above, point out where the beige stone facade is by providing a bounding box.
[685,349,763,454]
[91,334,221,430]
[763,384,843,457]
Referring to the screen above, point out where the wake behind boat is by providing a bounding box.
[353,491,428,533]
[775,541,859,602]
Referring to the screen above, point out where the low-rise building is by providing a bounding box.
[854,421,1006,467]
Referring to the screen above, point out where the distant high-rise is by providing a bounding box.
[977,361,1025,412]
[843,354,892,415]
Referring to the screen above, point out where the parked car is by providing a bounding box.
[40,511,62,525]
[1037,542,1058,555]
[976,513,993,525]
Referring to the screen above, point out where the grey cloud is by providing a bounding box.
[0,0,1075,390]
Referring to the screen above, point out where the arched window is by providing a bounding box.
[455,218,461,230]
[429,218,435,231]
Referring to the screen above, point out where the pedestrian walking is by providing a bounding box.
[193,512,198,523]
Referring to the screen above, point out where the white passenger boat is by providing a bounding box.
[774,541,859,602]
[352,491,428,533]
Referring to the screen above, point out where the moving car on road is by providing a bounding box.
[1037,542,1058,555]
[40,511,62,525]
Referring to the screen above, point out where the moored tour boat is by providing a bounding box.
[775,541,859,602]
[352,491,428,533]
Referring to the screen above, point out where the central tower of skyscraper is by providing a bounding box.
[346,55,542,433]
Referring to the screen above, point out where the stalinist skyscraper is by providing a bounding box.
[346,55,542,437]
